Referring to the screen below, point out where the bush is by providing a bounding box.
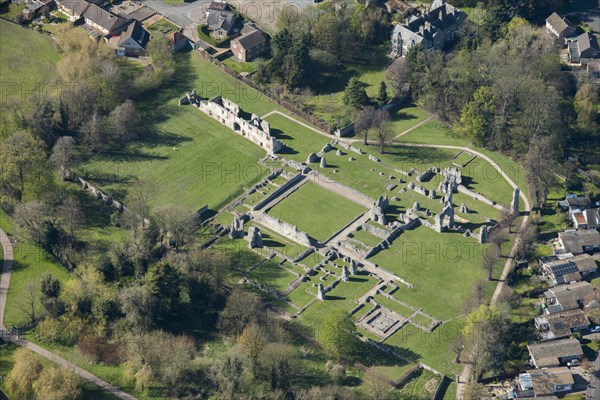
[77,335,123,365]
[36,317,84,346]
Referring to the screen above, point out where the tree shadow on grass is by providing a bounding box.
[354,340,420,367]
[383,145,453,166]
[269,127,295,141]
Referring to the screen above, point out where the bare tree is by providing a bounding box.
[523,135,558,207]
[58,196,83,238]
[126,180,155,233]
[50,136,77,181]
[498,205,516,233]
[13,201,49,245]
[450,333,465,364]
[480,244,500,281]
[386,57,410,100]
[354,106,375,145]
[372,110,391,154]
[19,280,40,324]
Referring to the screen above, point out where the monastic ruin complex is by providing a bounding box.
[180,90,284,154]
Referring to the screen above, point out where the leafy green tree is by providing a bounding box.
[145,263,182,323]
[377,81,388,106]
[32,365,81,400]
[6,348,43,399]
[321,310,359,359]
[574,83,599,135]
[457,86,496,145]
[343,77,369,109]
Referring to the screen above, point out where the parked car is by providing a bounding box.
[590,326,600,333]
[567,359,580,367]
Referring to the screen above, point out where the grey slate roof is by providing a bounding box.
[544,281,594,312]
[528,338,583,368]
[232,28,266,51]
[118,20,149,48]
[83,4,127,34]
[546,12,574,35]
[60,0,89,16]
[206,10,236,33]
[559,230,600,254]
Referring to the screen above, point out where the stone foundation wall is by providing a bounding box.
[256,213,314,247]
[457,185,502,209]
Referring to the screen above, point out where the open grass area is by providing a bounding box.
[387,106,430,136]
[222,56,258,74]
[268,182,366,242]
[351,228,382,247]
[395,119,470,147]
[370,227,492,321]
[252,224,308,259]
[0,20,60,109]
[397,369,441,399]
[248,258,298,292]
[299,271,379,330]
[145,17,179,35]
[264,114,331,162]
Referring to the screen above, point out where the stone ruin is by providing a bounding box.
[257,213,313,247]
[349,259,358,274]
[230,214,245,238]
[321,143,334,153]
[459,203,468,214]
[434,203,455,233]
[307,153,319,163]
[370,196,389,225]
[317,283,326,300]
[341,266,350,281]
[416,167,436,182]
[428,189,436,199]
[439,167,461,195]
[181,91,284,154]
[479,225,489,244]
[336,149,342,156]
[320,157,327,168]
[247,226,263,248]
[511,188,520,214]
[413,201,420,211]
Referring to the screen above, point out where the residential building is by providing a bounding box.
[205,2,236,39]
[527,338,583,368]
[83,4,128,36]
[557,230,600,255]
[535,309,590,340]
[115,21,149,57]
[545,12,576,40]
[572,208,600,229]
[518,368,574,397]
[559,195,592,215]
[231,25,268,62]
[587,62,600,78]
[22,0,55,20]
[170,31,192,52]
[568,32,600,64]
[390,0,466,57]
[543,281,595,313]
[57,0,89,21]
[540,253,598,285]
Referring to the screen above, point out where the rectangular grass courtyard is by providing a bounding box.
[268,182,367,242]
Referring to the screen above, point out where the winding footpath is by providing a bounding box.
[390,144,532,400]
[0,229,137,400]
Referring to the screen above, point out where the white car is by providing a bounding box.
[567,359,580,367]
[591,326,600,333]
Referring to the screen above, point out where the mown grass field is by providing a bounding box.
[0,20,61,109]
[264,114,330,162]
[268,182,366,242]
[370,228,492,321]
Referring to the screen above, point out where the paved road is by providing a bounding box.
[0,229,138,400]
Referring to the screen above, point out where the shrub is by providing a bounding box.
[77,335,124,365]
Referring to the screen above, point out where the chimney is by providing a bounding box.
[424,21,431,31]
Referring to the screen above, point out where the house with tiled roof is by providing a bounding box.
[558,230,600,255]
[390,0,466,57]
[535,309,589,340]
[231,24,268,62]
[115,21,150,57]
[545,12,576,40]
[543,281,595,313]
[540,253,598,286]
[83,4,128,36]
[568,32,600,64]
[518,367,574,397]
[527,338,583,368]
[57,0,89,21]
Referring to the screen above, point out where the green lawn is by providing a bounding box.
[248,258,298,292]
[196,24,229,47]
[145,17,179,35]
[396,369,441,399]
[0,20,61,109]
[370,228,492,321]
[268,182,366,242]
[388,106,430,136]
[264,114,331,162]
[351,229,382,247]
[222,56,258,74]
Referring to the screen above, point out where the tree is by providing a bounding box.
[355,106,375,145]
[377,81,388,106]
[480,243,500,280]
[58,196,83,238]
[574,83,599,135]
[361,368,389,400]
[153,205,197,250]
[450,333,465,363]
[32,365,81,400]
[40,273,64,318]
[80,111,107,153]
[238,323,268,373]
[50,136,77,181]
[0,130,46,201]
[13,201,50,245]
[145,263,182,323]
[457,86,496,145]
[464,381,490,400]
[218,287,262,337]
[258,343,297,391]
[372,110,391,154]
[6,348,43,399]
[109,100,142,145]
[125,180,154,233]
[343,77,369,109]
[119,284,156,332]
[463,305,510,379]
[321,310,359,359]
[516,222,538,260]
[20,280,40,324]
[523,135,559,207]
[386,57,410,100]
[28,98,57,148]
[498,205,516,233]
